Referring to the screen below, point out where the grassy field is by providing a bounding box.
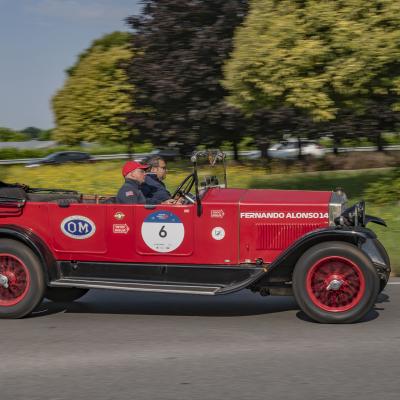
[1,162,398,273]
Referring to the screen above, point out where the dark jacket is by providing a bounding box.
[141,173,171,204]
[116,178,147,204]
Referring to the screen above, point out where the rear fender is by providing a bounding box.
[0,225,57,283]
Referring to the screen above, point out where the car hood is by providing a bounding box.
[240,188,331,206]
[203,188,331,206]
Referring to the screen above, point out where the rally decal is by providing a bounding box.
[61,216,96,239]
[141,211,185,253]
[211,227,225,241]
[240,212,329,219]
[114,211,125,220]
[211,209,225,219]
[113,224,130,234]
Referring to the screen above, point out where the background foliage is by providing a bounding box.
[125,0,248,158]
[52,32,136,147]
[224,0,400,149]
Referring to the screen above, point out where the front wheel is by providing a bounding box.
[0,239,45,319]
[293,241,379,323]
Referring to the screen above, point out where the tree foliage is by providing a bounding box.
[125,0,248,155]
[21,127,41,139]
[52,32,135,146]
[224,0,400,129]
[0,127,28,142]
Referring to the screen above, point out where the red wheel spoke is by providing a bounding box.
[0,254,30,307]
[307,256,366,313]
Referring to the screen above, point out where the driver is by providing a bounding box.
[141,156,174,204]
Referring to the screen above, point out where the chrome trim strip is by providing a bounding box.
[50,278,220,295]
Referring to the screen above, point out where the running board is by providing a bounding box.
[49,278,221,295]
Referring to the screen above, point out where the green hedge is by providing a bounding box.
[0,142,153,160]
[364,169,400,205]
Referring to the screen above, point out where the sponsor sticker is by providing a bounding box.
[61,216,96,240]
[211,227,225,241]
[211,209,225,218]
[114,211,125,221]
[240,212,329,219]
[125,191,135,197]
[141,210,185,253]
[113,224,130,234]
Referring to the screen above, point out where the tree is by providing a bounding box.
[0,127,28,142]
[224,0,400,148]
[126,0,248,158]
[52,32,137,148]
[21,127,42,139]
[38,129,54,141]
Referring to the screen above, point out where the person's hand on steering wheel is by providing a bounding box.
[161,196,186,204]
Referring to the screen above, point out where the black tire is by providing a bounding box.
[0,239,45,319]
[45,287,89,303]
[292,241,379,324]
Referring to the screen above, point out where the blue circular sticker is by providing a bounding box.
[141,211,185,253]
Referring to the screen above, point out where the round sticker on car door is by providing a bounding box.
[141,211,185,253]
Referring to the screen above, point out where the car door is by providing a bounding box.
[49,203,107,256]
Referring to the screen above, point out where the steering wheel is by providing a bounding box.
[171,173,196,204]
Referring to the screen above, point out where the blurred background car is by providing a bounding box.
[267,139,325,159]
[25,151,92,168]
[135,148,181,163]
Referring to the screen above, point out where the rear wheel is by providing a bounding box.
[0,239,45,318]
[45,287,89,303]
[293,241,379,323]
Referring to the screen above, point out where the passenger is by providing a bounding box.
[116,161,149,204]
[141,156,174,204]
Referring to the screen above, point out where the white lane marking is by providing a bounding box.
[387,282,400,285]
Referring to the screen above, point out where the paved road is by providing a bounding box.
[1,280,400,400]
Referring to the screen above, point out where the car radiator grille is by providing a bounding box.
[256,223,322,250]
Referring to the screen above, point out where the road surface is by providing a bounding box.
[1,280,400,400]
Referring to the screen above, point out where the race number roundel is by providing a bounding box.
[141,211,185,253]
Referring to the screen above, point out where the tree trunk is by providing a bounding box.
[259,141,270,159]
[127,133,134,159]
[376,132,384,152]
[232,140,239,161]
[297,136,303,160]
[333,136,341,155]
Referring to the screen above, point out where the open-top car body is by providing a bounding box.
[0,150,390,323]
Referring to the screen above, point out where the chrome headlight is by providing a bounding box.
[336,201,368,227]
[329,189,348,226]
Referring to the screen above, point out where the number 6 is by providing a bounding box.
[159,225,167,238]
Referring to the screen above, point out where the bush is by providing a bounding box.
[364,169,400,205]
[0,148,50,160]
[0,142,154,160]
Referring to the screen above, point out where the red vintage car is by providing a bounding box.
[0,150,390,323]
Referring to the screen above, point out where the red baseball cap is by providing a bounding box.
[122,160,149,177]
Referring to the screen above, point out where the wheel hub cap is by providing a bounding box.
[0,274,9,289]
[326,279,344,291]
